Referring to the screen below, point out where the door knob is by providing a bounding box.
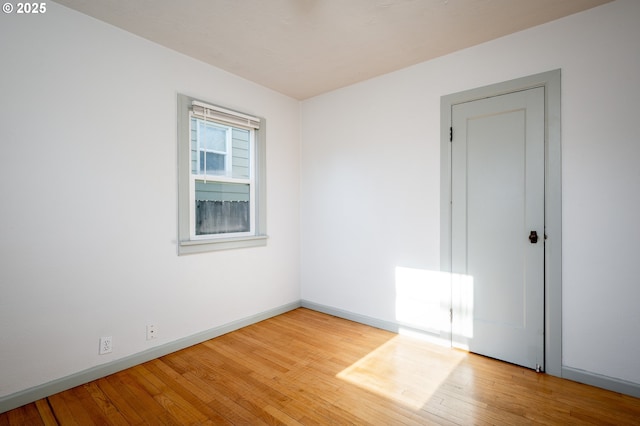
[529,231,538,244]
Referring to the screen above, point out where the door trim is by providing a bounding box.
[440,69,562,377]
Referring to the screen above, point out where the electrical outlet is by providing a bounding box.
[99,336,112,355]
[146,324,157,340]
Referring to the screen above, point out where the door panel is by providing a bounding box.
[451,87,544,370]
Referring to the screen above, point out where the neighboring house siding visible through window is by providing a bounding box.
[177,94,267,254]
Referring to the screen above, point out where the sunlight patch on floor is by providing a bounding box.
[336,334,466,409]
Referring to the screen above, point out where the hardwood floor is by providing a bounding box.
[2,308,639,425]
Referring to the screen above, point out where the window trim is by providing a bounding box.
[177,93,267,254]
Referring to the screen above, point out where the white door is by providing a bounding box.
[451,87,545,370]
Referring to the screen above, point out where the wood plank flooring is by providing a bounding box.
[2,308,639,425]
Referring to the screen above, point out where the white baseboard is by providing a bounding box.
[300,300,450,347]
[562,366,640,398]
[0,301,301,414]
[301,300,402,332]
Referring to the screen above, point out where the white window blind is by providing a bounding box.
[192,100,260,129]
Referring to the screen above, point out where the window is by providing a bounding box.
[177,94,267,254]
[195,119,230,176]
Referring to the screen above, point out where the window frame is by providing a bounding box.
[177,94,267,254]
[190,116,254,240]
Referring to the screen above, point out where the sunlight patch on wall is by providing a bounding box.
[451,271,474,350]
[395,266,475,350]
[395,267,450,335]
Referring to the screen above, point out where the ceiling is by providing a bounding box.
[52,0,612,100]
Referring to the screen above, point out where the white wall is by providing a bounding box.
[301,0,640,385]
[0,4,300,398]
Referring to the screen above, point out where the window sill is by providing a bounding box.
[178,235,268,255]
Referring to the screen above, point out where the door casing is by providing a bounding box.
[440,69,562,377]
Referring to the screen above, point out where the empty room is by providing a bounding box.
[1,0,639,424]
